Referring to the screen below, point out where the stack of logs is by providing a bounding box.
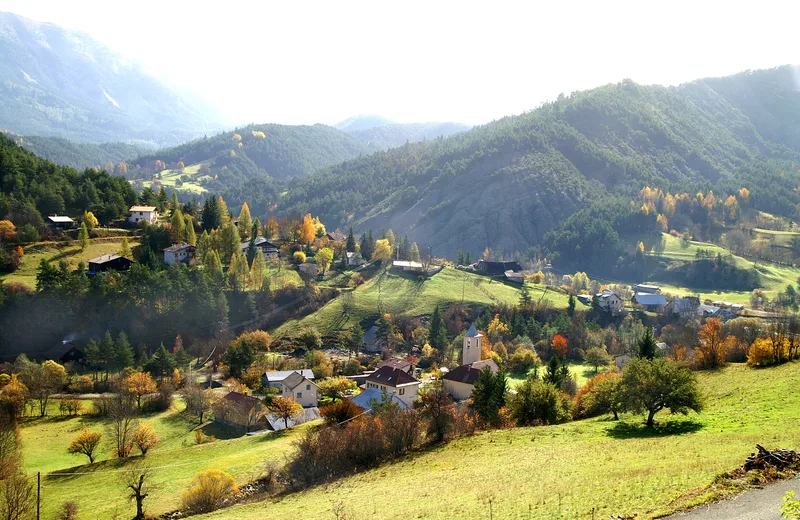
[743,444,799,471]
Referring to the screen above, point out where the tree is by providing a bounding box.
[147,344,176,381]
[185,217,197,246]
[0,221,16,241]
[220,222,240,263]
[82,211,98,231]
[372,238,392,264]
[203,249,224,285]
[181,469,239,514]
[300,213,316,245]
[410,242,421,262]
[201,196,222,231]
[237,202,252,240]
[269,397,303,429]
[567,294,576,317]
[551,334,568,358]
[170,192,179,215]
[108,394,136,458]
[0,375,26,418]
[584,346,611,373]
[316,247,334,275]
[428,305,448,353]
[519,283,532,306]
[223,337,256,378]
[417,388,453,442]
[638,327,657,360]
[53,501,79,520]
[317,377,357,401]
[575,372,623,420]
[78,222,89,251]
[471,366,507,424]
[264,217,279,240]
[292,251,306,265]
[695,318,727,368]
[113,331,135,372]
[21,360,66,417]
[132,422,159,456]
[509,379,566,426]
[360,230,375,261]
[124,464,152,520]
[620,358,702,428]
[346,227,356,252]
[123,372,157,410]
[157,187,169,213]
[67,425,101,464]
[183,385,215,424]
[0,472,34,520]
[170,208,185,243]
[249,250,266,290]
[217,196,230,226]
[118,237,133,259]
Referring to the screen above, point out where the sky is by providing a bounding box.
[2,0,799,127]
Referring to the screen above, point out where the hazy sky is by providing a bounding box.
[3,0,798,127]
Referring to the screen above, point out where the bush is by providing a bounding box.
[509,379,570,426]
[68,376,94,394]
[298,328,322,350]
[292,251,306,265]
[181,469,239,514]
[59,399,82,416]
[506,348,541,374]
[747,338,785,367]
[143,383,174,413]
[573,372,622,420]
[320,399,362,425]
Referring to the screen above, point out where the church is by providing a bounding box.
[441,323,499,400]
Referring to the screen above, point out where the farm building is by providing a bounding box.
[240,237,279,257]
[632,293,667,312]
[128,206,158,225]
[46,215,75,231]
[364,365,421,407]
[163,243,195,265]
[87,254,133,275]
[475,260,523,276]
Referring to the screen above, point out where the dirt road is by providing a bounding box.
[663,477,799,520]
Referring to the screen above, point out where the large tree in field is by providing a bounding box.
[67,426,101,463]
[620,358,702,428]
[695,318,727,368]
[300,213,316,245]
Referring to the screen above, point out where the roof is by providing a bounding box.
[465,323,483,338]
[241,237,279,250]
[632,293,667,306]
[129,205,157,212]
[634,284,661,292]
[47,215,74,223]
[88,253,125,265]
[263,369,315,383]
[697,304,720,315]
[667,298,699,311]
[476,260,523,275]
[350,389,408,411]
[222,391,261,410]
[442,364,482,385]
[365,365,419,387]
[326,231,347,242]
[264,407,320,431]
[392,260,423,268]
[377,358,413,371]
[281,371,318,391]
[163,242,194,252]
[596,290,619,301]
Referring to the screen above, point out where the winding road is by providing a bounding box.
[663,477,799,520]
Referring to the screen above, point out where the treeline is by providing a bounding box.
[9,134,148,171]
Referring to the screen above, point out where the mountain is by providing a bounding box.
[335,115,471,151]
[3,132,150,170]
[271,66,800,260]
[0,12,221,146]
[334,115,396,132]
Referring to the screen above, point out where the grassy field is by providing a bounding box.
[198,361,800,520]
[265,263,303,290]
[274,267,570,337]
[0,238,139,288]
[140,162,211,194]
[645,233,800,304]
[507,362,598,389]
[21,398,317,519]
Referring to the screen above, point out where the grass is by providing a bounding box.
[645,233,800,304]
[0,238,139,288]
[265,263,303,290]
[198,361,800,520]
[507,362,599,389]
[140,162,211,194]
[21,397,317,519]
[274,267,570,336]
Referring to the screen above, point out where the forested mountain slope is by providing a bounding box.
[348,121,471,151]
[4,133,149,170]
[273,67,800,260]
[0,12,220,145]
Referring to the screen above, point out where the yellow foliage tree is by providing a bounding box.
[82,211,99,231]
[371,239,392,264]
[132,422,160,456]
[487,314,509,339]
[316,247,334,275]
[123,372,157,409]
[300,213,316,245]
[67,425,102,463]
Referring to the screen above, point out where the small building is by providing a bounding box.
[442,324,499,401]
[363,325,383,353]
[326,231,347,243]
[240,237,279,258]
[214,391,266,432]
[263,407,320,431]
[664,297,700,319]
[697,304,720,318]
[364,365,421,407]
[376,357,415,375]
[41,340,85,365]
[347,252,365,267]
[631,293,667,312]
[730,303,745,312]
[392,260,424,272]
[87,254,133,275]
[262,369,315,392]
[712,308,737,322]
[351,388,408,412]
[163,243,196,265]
[475,260,523,276]
[128,205,158,225]
[634,284,661,294]
[274,371,319,408]
[596,290,624,315]
[576,294,593,306]
[504,270,525,284]
[47,215,75,231]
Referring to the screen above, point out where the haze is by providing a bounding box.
[3,0,798,127]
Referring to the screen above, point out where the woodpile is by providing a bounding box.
[743,444,799,471]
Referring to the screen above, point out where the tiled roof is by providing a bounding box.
[263,369,315,383]
[365,365,419,387]
[163,243,193,252]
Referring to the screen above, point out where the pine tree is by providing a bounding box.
[78,222,89,251]
[114,331,135,371]
[157,187,169,214]
[148,344,176,381]
[567,294,576,317]
[638,327,657,360]
[84,339,102,379]
[220,222,241,263]
[238,202,252,240]
[227,253,241,291]
[170,192,179,216]
[250,250,266,290]
[204,250,224,287]
[386,229,396,250]
[361,229,375,260]
[217,196,230,226]
[465,251,472,265]
[346,226,356,252]
[201,195,221,231]
[118,237,133,259]
[185,217,197,246]
[410,242,421,262]
[100,331,115,377]
[401,235,410,260]
[519,283,532,306]
[457,250,465,266]
[170,208,185,243]
[246,222,259,264]
[196,231,210,261]
[429,305,448,352]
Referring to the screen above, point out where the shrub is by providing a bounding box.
[194,430,216,445]
[143,383,174,413]
[68,376,93,394]
[320,399,362,425]
[509,379,569,426]
[59,399,82,416]
[181,469,239,514]
[298,328,322,350]
[292,251,306,265]
[53,501,78,520]
[507,348,541,374]
[747,338,786,367]
[573,372,622,420]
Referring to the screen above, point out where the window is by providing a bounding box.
[399,388,405,395]
[297,392,302,398]
[306,384,310,390]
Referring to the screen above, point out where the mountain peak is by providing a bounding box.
[334,114,396,132]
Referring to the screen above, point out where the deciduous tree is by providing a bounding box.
[67,426,102,463]
[621,358,702,428]
[123,372,157,410]
[78,222,89,251]
[132,422,159,456]
[695,318,727,368]
[269,397,303,429]
[237,202,252,240]
[316,247,334,275]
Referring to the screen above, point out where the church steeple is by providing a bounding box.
[462,323,483,365]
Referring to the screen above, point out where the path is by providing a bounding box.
[663,477,799,520]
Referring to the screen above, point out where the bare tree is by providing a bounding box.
[123,463,152,520]
[0,472,34,520]
[183,385,215,424]
[108,394,137,458]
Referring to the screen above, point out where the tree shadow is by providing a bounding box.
[49,247,81,263]
[605,419,704,439]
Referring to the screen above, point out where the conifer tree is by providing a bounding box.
[185,217,197,246]
[114,331,135,371]
[170,209,185,243]
[638,327,657,360]
[429,305,448,352]
[157,187,169,214]
[78,222,89,251]
[410,242,421,262]
[250,250,266,290]
[170,192,179,216]
[204,250,224,287]
[118,237,133,259]
[201,196,221,231]
[238,202,252,240]
[217,196,230,226]
[346,226,356,252]
[197,230,210,261]
[220,222,240,264]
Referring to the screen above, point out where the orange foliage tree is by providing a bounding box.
[300,213,316,245]
[695,318,727,368]
[552,334,568,358]
[123,372,158,409]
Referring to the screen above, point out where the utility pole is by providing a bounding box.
[37,471,40,520]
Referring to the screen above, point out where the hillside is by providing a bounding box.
[348,121,471,151]
[197,362,800,520]
[270,67,800,260]
[5,132,149,170]
[0,12,220,145]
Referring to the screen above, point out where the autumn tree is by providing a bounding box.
[183,385,215,424]
[21,360,67,417]
[264,217,279,240]
[0,221,16,241]
[185,216,197,246]
[237,202,252,240]
[217,196,230,226]
[300,213,316,245]
[0,375,27,418]
[132,423,159,456]
[78,222,89,251]
[170,208,186,243]
[269,397,303,429]
[551,334,568,358]
[620,358,702,428]
[181,469,239,514]
[108,395,137,458]
[410,242,421,262]
[695,318,727,368]
[316,247,334,275]
[67,426,102,463]
[372,238,392,264]
[249,250,266,290]
[317,377,357,401]
[220,222,240,262]
[82,211,99,231]
[417,388,454,442]
[123,372,157,410]
[118,237,133,259]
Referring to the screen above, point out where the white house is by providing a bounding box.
[363,365,421,407]
[163,243,196,265]
[346,252,365,267]
[442,324,499,400]
[276,371,319,408]
[128,205,158,225]
[596,290,624,315]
